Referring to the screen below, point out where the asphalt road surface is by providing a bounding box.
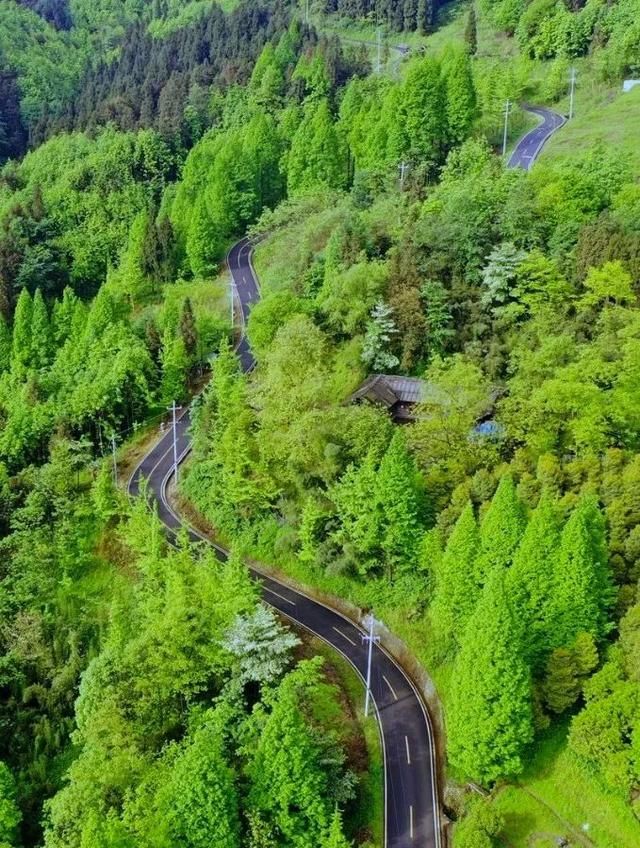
[129,236,442,848]
[508,105,566,170]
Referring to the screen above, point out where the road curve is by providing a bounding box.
[508,105,566,170]
[128,236,442,848]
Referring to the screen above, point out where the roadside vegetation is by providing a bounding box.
[1,0,639,846]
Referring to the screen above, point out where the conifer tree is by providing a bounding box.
[376,430,422,581]
[541,647,580,714]
[164,723,240,848]
[476,475,526,585]
[11,287,32,369]
[160,329,189,404]
[0,316,10,373]
[187,194,222,278]
[550,497,613,649]
[448,570,534,784]
[323,808,352,848]
[464,6,478,55]
[403,56,447,169]
[52,286,79,346]
[507,490,561,669]
[445,49,477,146]
[179,297,198,361]
[287,99,348,195]
[361,300,399,371]
[31,288,51,369]
[431,501,481,646]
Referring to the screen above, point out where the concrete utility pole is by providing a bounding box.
[399,160,409,191]
[168,402,182,483]
[569,67,577,120]
[362,613,381,717]
[376,26,382,74]
[304,0,309,25]
[502,99,512,157]
[110,434,118,486]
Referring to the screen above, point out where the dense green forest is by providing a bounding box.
[1,0,640,845]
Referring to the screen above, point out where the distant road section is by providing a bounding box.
[508,105,566,170]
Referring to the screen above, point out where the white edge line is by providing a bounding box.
[263,584,296,606]
[382,674,398,701]
[332,626,357,647]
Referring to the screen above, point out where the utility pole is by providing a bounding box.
[399,160,409,191]
[110,434,118,486]
[304,0,309,25]
[168,402,182,483]
[569,67,577,120]
[376,26,382,74]
[502,99,512,157]
[362,613,381,717]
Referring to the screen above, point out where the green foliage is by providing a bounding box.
[453,796,503,848]
[431,501,480,647]
[222,605,299,686]
[476,475,526,584]
[247,658,355,847]
[507,490,561,669]
[0,762,20,846]
[549,496,613,649]
[448,571,534,784]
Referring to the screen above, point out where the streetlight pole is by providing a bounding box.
[362,613,381,717]
[502,99,511,157]
[399,160,409,191]
[168,401,182,483]
[569,67,577,120]
[110,434,118,486]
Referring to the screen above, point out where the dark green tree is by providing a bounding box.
[448,570,534,784]
[431,501,481,646]
[476,475,526,585]
[464,6,478,55]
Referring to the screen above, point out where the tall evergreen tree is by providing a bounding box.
[31,288,52,369]
[507,490,562,669]
[403,56,447,170]
[163,723,240,848]
[550,496,613,649]
[323,808,352,848]
[464,6,478,55]
[445,49,477,146]
[11,287,32,369]
[287,99,349,195]
[376,430,422,581]
[431,501,481,646]
[476,475,526,585]
[179,297,198,361]
[160,329,189,404]
[448,570,534,784]
[0,316,10,373]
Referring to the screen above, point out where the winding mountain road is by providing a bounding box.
[508,105,566,170]
[128,237,442,848]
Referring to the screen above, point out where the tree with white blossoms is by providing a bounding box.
[361,300,399,371]
[222,605,300,686]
